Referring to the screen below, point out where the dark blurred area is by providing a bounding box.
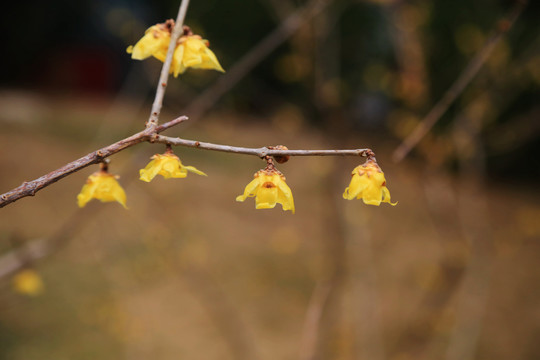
[1,0,540,359]
[1,0,538,181]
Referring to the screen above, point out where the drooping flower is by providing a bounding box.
[170,35,224,76]
[12,269,44,296]
[236,169,295,213]
[126,21,172,61]
[343,159,397,206]
[127,21,224,77]
[139,152,207,182]
[77,169,127,208]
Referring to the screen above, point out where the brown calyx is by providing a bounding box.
[98,159,110,172]
[182,25,193,36]
[156,19,175,33]
[164,144,174,155]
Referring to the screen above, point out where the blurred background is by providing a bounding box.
[0,0,539,359]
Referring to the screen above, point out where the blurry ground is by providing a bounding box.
[0,91,539,360]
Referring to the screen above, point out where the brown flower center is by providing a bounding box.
[262,182,276,189]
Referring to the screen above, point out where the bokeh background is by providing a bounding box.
[1,0,539,359]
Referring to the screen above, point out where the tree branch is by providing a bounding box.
[0,116,188,208]
[0,113,372,209]
[392,0,527,162]
[154,134,371,158]
[146,0,191,129]
[0,0,371,210]
[299,281,333,360]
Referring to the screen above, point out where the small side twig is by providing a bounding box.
[392,0,527,162]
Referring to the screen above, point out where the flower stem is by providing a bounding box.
[146,0,192,129]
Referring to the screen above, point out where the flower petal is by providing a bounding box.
[139,158,163,182]
[275,176,295,213]
[77,176,99,208]
[236,177,261,202]
[361,182,384,205]
[139,154,205,181]
[181,37,224,73]
[172,43,186,77]
[255,182,278,209]
[343,162,397,206]
[201,47,225,72]
[343,172,368,200]
[94,176,128,208]
[77,172,127,208]
[129,26,170,61]
[381,187,398,206]
[184,165,207,176]
[160,158,183,178]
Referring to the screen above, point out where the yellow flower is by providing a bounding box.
[126,22,172,61]
[236,170,295,213]
[12,269,44,296]
[127,21,224,77]
[343,160,397,206]
[139,153,207,182]
[77,171,127,208]
[170,36,225,76]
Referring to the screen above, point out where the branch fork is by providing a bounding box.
[0,0,373,209]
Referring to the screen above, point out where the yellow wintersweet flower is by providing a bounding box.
[236,170,295,213]
[139,153,207,182]
[77,170,127,208]
[12,269,44,296]
[170,35,225,76]
[126,21,172,61]
[127,21,224,77]
[343,160,397,206]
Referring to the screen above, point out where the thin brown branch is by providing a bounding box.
[392,0,527,162]
[146,0,191,129]
[0,238,49,278]
[445,113,492,360]
[0,205,102,278]
[183,268,260,360]
[299,281,333,360]
[0,116,188,208]
[155,115,190,133]
[154,134,371,158]
[389,171,467,357]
